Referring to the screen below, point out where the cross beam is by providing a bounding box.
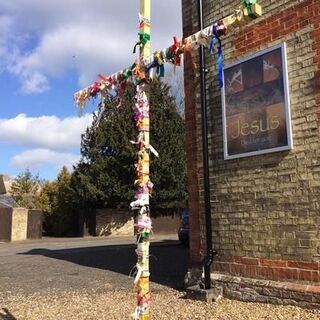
[74,1,262,106]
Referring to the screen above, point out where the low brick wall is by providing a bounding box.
[27,210,43,239]
[213,256,320,283]
[151,213,181,234]
[0,207,42,242]
[11,208,28,241]
[95,208,181,237]
[211,273,320,309]
[0,208,12,241]
[96,209,133,236]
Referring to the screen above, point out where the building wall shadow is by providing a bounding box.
[21,241,189,290]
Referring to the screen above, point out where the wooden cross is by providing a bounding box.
[74,1,262,319]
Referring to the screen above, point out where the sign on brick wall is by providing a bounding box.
[222,43,293,159]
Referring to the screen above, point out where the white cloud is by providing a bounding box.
[0,0,182,93]
[10,148,80,170]
[0,15,19,71]
[10,25,130,88]
[20,71,50,94]
[0,113,93,150]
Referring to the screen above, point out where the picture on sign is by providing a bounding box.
[222,43,293,159]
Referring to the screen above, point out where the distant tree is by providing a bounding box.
[149,79,187,208]
[40,166,76,236]
[10,169,41,209]
[39,180,57,214]
[72,86,136,209]
[72,79,187,210]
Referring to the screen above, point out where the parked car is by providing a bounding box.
[178,208,189,247]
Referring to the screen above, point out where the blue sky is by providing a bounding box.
[0,0,182,180]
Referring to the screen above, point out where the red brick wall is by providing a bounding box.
[182,0,320,281]
[213,256,320,283]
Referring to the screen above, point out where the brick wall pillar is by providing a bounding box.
[182,0,207,266]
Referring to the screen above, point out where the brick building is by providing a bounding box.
[182,0,320,306]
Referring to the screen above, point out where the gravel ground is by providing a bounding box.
[1,287,320,320]
[0,238,320,320]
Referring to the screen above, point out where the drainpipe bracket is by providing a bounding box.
[203,249,217,268]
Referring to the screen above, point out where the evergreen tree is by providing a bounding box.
[149,80,187,208]
[72,86,136,208]
[10,169,41,209]
[72,80,187,210]
[40,166,76,236]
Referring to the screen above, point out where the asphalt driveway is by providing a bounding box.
[0,235,188,294]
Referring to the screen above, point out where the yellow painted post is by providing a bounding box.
[132,0,151,319]
[140,0,151,58]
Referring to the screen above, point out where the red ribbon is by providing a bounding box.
[169,36,183,66]
[98,74,113,87]
[90,82,100,97]
[137,292,153,305]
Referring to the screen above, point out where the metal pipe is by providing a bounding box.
[197,0,216,290]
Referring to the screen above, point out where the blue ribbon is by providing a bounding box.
[146,57,165,77]
[217,46,223,88]
[209,23,224,88]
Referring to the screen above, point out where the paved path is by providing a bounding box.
[0,235,188,294]
[0,234,179,256]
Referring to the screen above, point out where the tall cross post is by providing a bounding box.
[132,1,152,319]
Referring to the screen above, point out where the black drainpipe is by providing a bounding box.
[197,0,216,290]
